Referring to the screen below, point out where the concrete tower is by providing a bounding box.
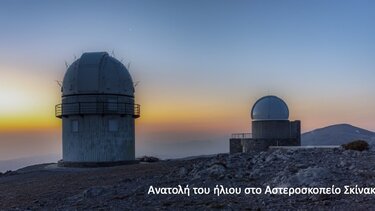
[230,95,300,153]
[55,52,140,167]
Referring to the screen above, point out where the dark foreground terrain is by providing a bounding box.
[1,148,375,210]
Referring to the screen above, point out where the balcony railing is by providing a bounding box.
[55,102,140,118]
[231,133,252,139]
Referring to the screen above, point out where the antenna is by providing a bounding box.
[127,62,131,69]
[65,61,69,68]
[134,81,140,87]
[55,80,62,87]
[74,54,77,60]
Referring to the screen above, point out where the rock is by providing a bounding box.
[339,160,346,167]
[137,156,160,162]
[288,167,333,186]
[286,164,299,173]
[342,140,369,151]
[348,165,355,170]
[191,163,227,180]
[80,186,115,199]
[295,163,308,169]
[178,167,187,176]
[1,170,18,176]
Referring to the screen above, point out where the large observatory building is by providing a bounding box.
[230,95,300,153]
[55,52,140,167]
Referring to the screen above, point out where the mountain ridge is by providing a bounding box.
[302,123,375,146]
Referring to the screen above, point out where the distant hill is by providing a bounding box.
[302,124,375,146]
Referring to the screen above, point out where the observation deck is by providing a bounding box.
[55,102,140,118]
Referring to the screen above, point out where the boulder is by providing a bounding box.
[342,140,369,151]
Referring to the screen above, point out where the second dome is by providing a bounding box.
[251,95,289,120]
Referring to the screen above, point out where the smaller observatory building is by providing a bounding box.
[230,95,300,153]
[55,52,140,167]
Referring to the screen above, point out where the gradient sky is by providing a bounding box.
[0,0,374,161]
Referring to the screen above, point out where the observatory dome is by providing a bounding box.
[62,52,134,96]
[251,95,289,120]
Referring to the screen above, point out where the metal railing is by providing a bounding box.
[231,133,252,139]
[55,102,140,118]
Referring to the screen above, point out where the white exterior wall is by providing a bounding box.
[62,114,135,162]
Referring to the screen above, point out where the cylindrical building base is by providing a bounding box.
[252,120,291,139]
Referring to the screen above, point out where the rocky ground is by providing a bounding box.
[1,148,375,210]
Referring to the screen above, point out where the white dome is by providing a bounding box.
[251,95,289,120]
[62,52,134,96]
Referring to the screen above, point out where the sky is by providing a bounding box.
[0,0,374,164]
